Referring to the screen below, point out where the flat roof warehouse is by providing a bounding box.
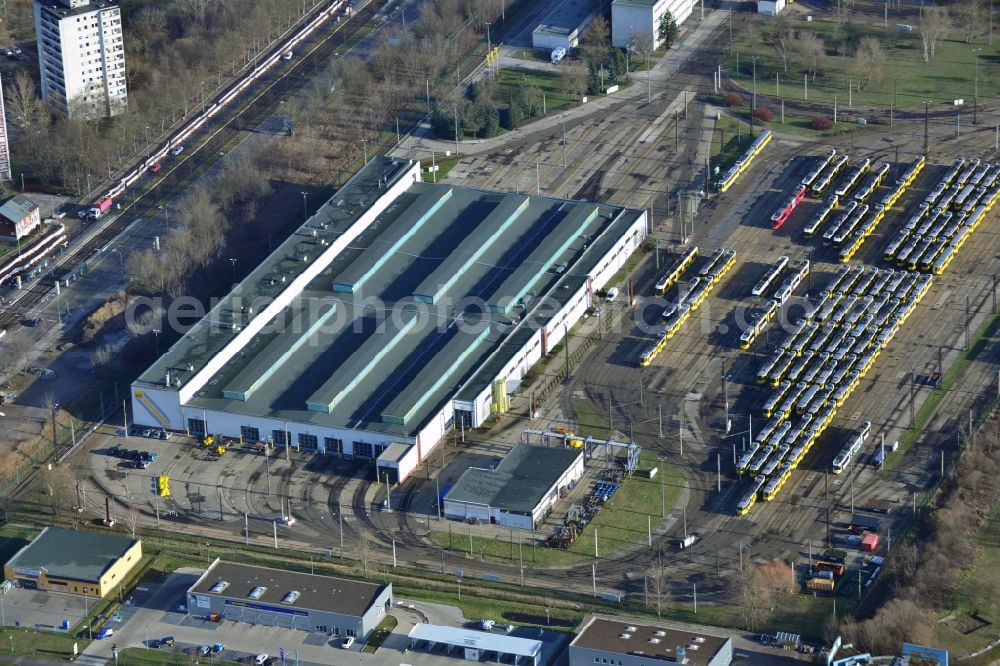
[190,560,387,617]
[131,158,646,477]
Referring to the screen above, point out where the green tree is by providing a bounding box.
[430,104,462,140]
[658,11,679,49]
[611,47,628,82]
[587,61,603,94]
[473,101,501,137]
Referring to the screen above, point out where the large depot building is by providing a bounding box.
[131,157,646,482]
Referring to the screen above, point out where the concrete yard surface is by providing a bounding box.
[0,587,90,632]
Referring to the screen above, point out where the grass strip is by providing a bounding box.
[885,310,999,471]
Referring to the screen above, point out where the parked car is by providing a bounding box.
[96,626,114,639]
[159,636,175,647]
[148,163,162,173]
[340,637,355,649]
[107,446,124,457]
[212,643,225,653]
[141,428,153,438]
[199,645,212,656]
[283,50,293,60]
[254,654,269,665]
[159,430,172,440]
[13,46,21,55]
[170,145,185,156]
[4,49,12,57]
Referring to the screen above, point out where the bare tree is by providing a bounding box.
[123,503,141,538]
[580,16,610,67]
[853,36,885,88]
[41,464,75,521]
[5,70,49,134]
[796,32,825,81]
[91,345,116,374]
[647,556,669,619]
[954,0,986,42]
[560,64,589,98]
[770,12,792,73]
[919,7,950,62]
[737,566,765,632]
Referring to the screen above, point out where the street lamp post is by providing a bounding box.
[362,139,369,164]
[50,403,59,449]
[973,48,981,124]
[924,100,931,155]
[229,258,237,284]
[152,329,161,357]
[301,191,308,223]
[561,115,567,168]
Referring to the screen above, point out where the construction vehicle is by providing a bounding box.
[202,435,215,447]
[157,476,171,497]
[215,445,226,456]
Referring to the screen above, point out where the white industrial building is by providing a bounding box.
[611,0,695,49]
[33,0,128,118]
[409,624,543,665]
[532,0,598,50]
[570,616,733,666]
[131,157,646,484]
[443,444,584,529]
[756,0,786,14]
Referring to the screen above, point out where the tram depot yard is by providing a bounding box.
[60,122,1000,641]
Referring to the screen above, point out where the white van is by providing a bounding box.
[550,47,566,63]
[605,287,619,302]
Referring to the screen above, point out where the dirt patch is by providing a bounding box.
[73,291,130,346]
[948,613,993,635]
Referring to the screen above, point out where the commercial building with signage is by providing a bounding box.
[187,559,392,640]
[3,527,142,598]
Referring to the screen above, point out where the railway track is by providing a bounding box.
[0,0,379,332]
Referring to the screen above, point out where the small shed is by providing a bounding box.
[860,532,879,552]
[0,194,41,241]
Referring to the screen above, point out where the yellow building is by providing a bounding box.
[3,527,142,598]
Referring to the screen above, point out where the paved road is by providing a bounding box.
[393,7,730,161]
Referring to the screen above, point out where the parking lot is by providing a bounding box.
[0,586,90,631]
[80,570,569,666]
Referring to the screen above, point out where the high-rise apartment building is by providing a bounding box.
[33,0,127,118]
